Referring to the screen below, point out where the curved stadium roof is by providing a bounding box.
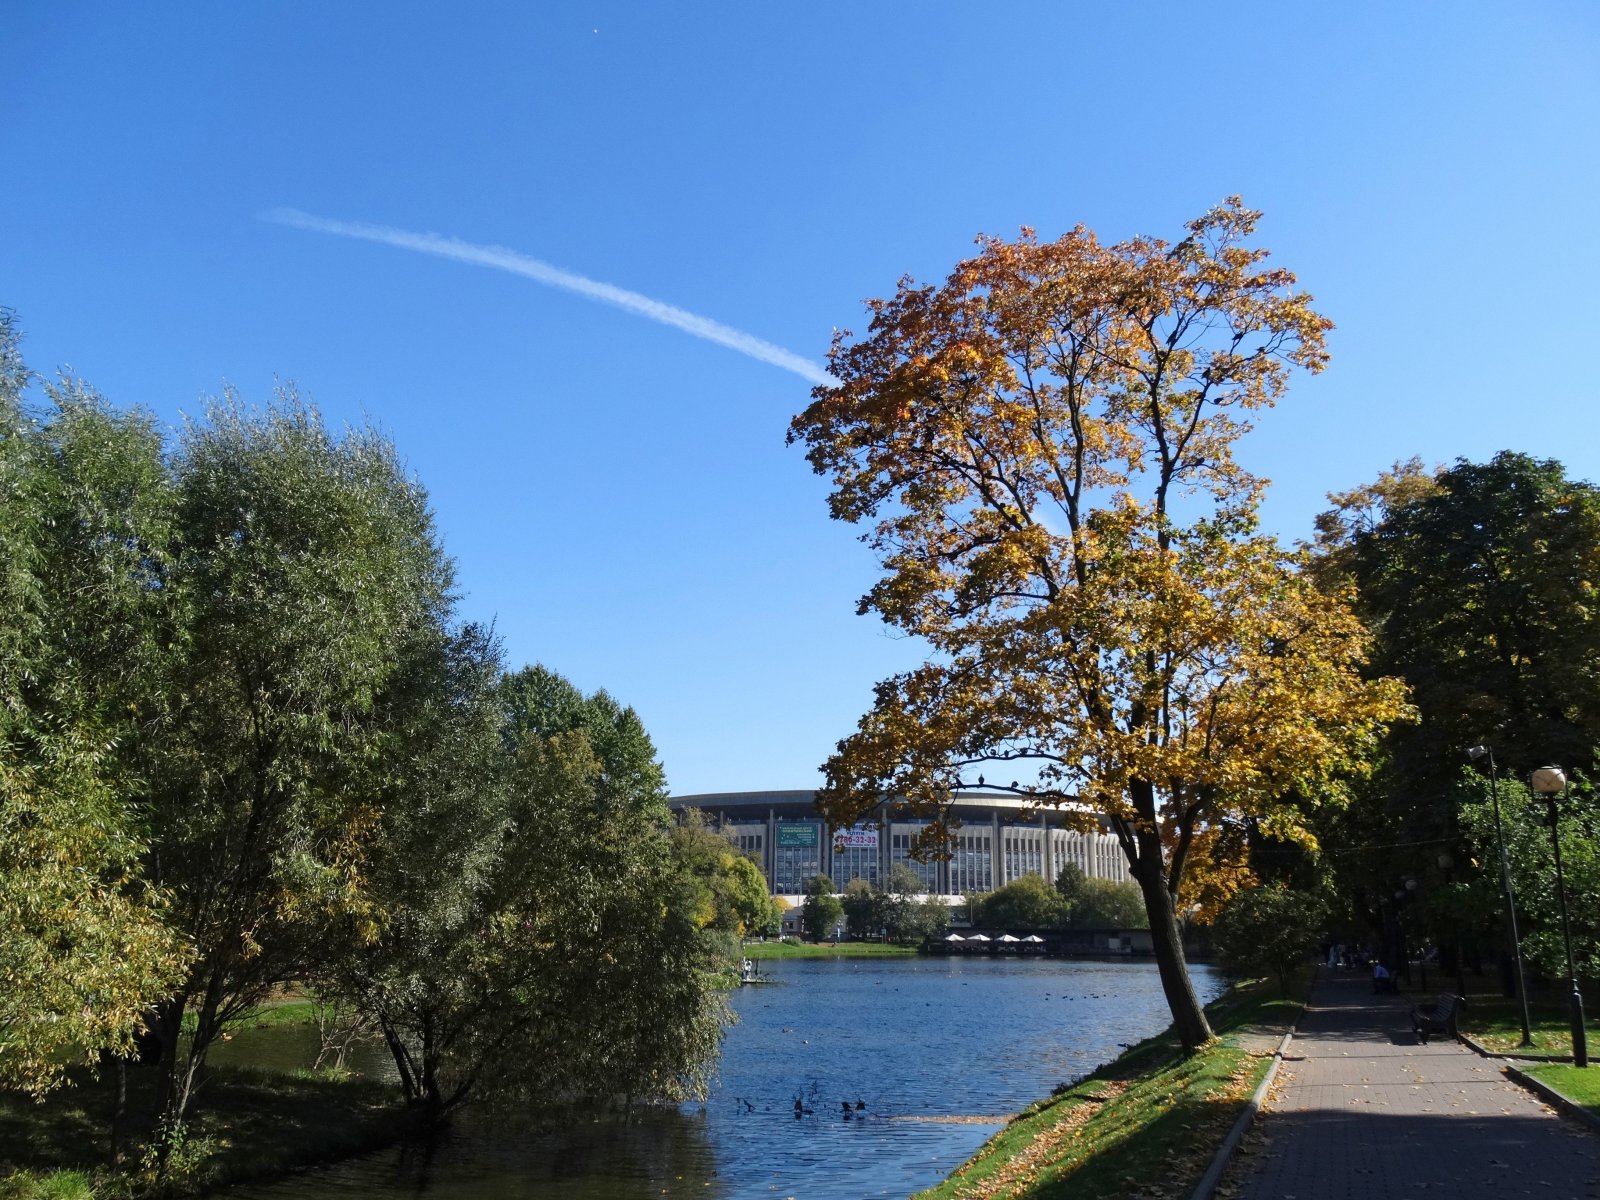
[668,790,1068,821]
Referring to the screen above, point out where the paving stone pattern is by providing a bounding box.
[1225,972,1600,1200]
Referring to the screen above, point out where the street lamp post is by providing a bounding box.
[1530,766,1588,1068]
[1467,745,1534,1047]
[1438,851,1466,997]
[1407,878,1426,991]
[1390,883,1419,988]
[1391,880,1424,989]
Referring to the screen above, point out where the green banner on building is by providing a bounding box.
[777,824,818,847]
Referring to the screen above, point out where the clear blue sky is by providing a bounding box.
[5,3,1598,795]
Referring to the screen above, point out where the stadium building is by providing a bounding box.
[668,790,1130,902]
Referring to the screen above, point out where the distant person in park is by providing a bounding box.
[1372,961,1397,994]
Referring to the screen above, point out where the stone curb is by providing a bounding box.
[1187,1005,1305,1200]
[1501,1064,1600,1136]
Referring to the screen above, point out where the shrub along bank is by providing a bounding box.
[916,975,1304,1200]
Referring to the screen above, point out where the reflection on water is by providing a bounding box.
[223,957,1221,1200]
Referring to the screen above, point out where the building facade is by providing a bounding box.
[669,790,1130,897]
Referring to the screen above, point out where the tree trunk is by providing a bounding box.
[110,1055,127,1168]
[152,996,185,1122]
[1131,823,1213,1053]
[154,982,223,1172]
[380,1017,420,1106]
[418,1012,447,1127]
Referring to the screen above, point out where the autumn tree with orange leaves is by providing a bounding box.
[789,199,1409,1052]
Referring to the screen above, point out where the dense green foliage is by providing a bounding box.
[1053,865,1150,929]
[1459,773,1598,985]
[0,315,187,1094]
[1329,452,1600,786]
[1210,881,1325,997]
[1312,452,1600,988]
[799,875,844,941]
[0,316,730,1171]
[971,874,1071,929]
[336,665,729,1120]
[145,392,461,1133]
[837,866,951,942]
[672,809,782,937]
[963,870,1150,931]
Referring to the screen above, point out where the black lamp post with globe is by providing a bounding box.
[1530,765,1587,1068]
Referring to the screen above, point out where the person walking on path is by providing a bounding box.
[1225,969,1599,1199]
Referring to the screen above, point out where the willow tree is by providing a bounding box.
[341,665,731,1123]
[789,199,1408,1050]
[146,396,457,1135]
[0,315,186,1096]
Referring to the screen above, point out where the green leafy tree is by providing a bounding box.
[762,896,789,939]
[345,665,730,1122]
[482,668,730,1112]
[1459,771,1598,986]
[1211,881,1325,997]
[143,394,458,1135]
[886,862,926,897]
[1054,862,1088,908]
[877,863,951,943]
[0,317,186,1096]
[672,809,779,937]
[319,621,507,1121]
[841,877,883,938]
[905,896,953,943]
[801,875,844,942]
[1314,452,1600,973]
[1072,878,1151,930]
[1332,452,1600,787]
[973,874,1072,929]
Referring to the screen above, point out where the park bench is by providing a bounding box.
[1410,993,1466,1044]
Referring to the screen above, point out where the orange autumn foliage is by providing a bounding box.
[790,199,1410,1050]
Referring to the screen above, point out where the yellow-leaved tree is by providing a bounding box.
[789,199,1409,1051]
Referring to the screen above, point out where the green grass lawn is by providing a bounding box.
[1454,989,1599,1055]
[174,992,321,1036]
[743,940,920,960]
[1522,1063,1600,1116]
[915,976,1302,1200]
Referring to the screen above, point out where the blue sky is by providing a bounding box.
[5,3,1598,795]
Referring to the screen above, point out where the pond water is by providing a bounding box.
[219,956,1222,1200]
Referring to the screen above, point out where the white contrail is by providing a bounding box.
[263,208,836,387]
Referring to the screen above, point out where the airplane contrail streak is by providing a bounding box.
[263,208,836,387]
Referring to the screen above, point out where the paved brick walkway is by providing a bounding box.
[1225,971,1600,1200]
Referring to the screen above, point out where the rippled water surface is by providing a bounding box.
[223,956,1221,1200]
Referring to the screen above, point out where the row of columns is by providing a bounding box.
[749,807,1126,894]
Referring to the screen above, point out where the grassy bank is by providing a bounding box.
[0,1063,404,1200]
[1520,1063,1600,1118]
[744,940,920,960]
[915,977,1302,1200]
[175,1001,320,1036]
[1455,989,1599,1055]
